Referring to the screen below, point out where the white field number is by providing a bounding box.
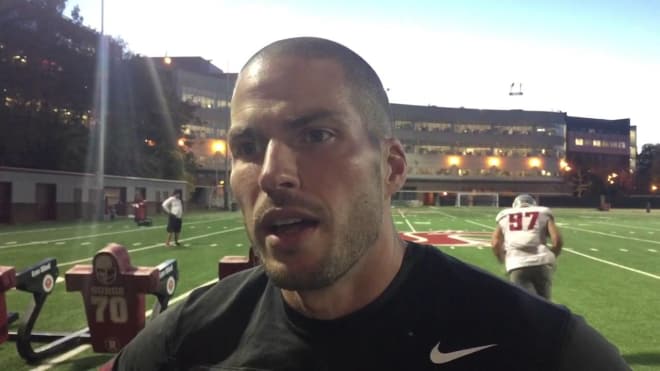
[91,296,128,323]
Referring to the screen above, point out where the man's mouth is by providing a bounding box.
[269,218,319,235]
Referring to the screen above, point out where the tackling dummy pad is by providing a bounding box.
[218,247,260,280]
[0,266,17,344]
[66,244,159,353]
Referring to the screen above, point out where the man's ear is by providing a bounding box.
[383,138,407,197]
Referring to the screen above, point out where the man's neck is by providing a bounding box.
[280,228,406,320]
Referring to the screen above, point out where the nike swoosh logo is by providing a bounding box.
[430,342,497,364]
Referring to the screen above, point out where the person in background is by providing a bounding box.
[492,194,563,299]
[161,190,183,246]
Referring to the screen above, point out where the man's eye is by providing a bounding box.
[232,141,257,157]
[303,129,334,144]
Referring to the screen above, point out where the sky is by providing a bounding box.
[65,0,660,150]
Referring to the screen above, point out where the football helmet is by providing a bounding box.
[512,194,537,208]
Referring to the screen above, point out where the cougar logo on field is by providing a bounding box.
[400,231,491,246]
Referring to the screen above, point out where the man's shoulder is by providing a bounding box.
[408,241,570,322]
[163,266,271,350]
[184,266,269,313]
[403,242,576,367]
[113,267,271,369]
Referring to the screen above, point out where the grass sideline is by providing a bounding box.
[0,207,659,370]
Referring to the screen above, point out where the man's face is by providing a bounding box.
[229,55,386,290]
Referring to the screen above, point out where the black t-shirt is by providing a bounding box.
[115,242,629,370]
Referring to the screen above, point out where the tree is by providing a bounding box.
[70,5,83,25]
[636,144,660,193]
[568,168,593,197]
[0,0,198,181]
[0,0,96,169]
[101,57,197,180]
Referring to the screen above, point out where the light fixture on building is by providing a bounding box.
[448,156,461,167]
[528,157,542,168]
[212,139,227,155]
[487,157,500,168]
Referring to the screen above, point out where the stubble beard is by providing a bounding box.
[264,188,383,291]
[253,166,384,291]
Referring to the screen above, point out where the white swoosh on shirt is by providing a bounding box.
[430,342,497,364]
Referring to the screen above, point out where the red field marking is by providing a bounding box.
[400,231,491,247]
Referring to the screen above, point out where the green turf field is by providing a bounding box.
[0,207,659,370]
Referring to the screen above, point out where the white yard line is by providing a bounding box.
[0,226,79,236]
[397,209,417,232]
[564,248,660,280]
[0,214,241,237]
[1,219,222,250]
[57,227,245,269]
[466,220,660,281]
[589,221,660,232]
[471,219,660,247]
[31,277,219,371]
[429,207,458,219]
[466,220,493,230]
[561,225,660,246]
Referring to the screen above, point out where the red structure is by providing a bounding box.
[132,196,152,226]
[218,247,259,280]
[0,266,16,344]
[66,244,159,353]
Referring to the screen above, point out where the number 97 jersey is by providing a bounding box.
[495,206,556,272]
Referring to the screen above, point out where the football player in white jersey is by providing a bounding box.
[491,194,563,299]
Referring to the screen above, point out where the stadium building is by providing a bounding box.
[149,57,236,209]
[0,167,185,224]
[391,104,571,206]
[146,56,638,208]
[565,116,637,192]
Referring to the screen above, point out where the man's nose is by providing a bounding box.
[258,140,300,193]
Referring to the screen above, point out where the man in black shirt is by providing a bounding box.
[114,37,628,370]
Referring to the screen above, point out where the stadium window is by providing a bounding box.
[575,138,584,146]
[593,140,601,147]
[394,121,413,130]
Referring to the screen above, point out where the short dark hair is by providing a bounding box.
[239,37,393,142]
